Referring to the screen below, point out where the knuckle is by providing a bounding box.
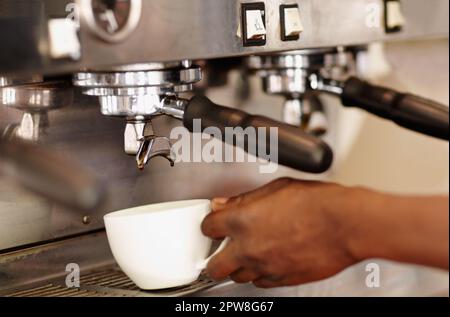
[236,251,258,264]
[234,245,259,266]
[230,273,249,284]
[238,252,270,274]
[225,211,247,232]
[228,195,245,206]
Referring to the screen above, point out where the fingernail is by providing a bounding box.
[213,197,230,205]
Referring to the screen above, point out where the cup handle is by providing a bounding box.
[196,238,230,271]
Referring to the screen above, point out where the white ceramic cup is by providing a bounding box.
[104,199,227,290]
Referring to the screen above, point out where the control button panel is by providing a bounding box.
[241,2,266,47]
[384,0,405,33]
[280,4,304,41]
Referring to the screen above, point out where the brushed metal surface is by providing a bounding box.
[0,0,448,75]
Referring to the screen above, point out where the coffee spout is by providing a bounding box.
[136,136,175,170]
[124,119,175,170]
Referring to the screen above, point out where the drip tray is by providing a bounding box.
[1,266,218,297]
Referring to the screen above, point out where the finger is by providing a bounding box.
[230,269,261,284]
[201,209,232,239]
[212,178,293,212]
[253,276,287,289]
[206,243,241,281]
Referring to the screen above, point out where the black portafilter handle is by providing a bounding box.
[182,96,334,174]
[341,77,449,140]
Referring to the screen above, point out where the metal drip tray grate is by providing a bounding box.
[2,267,218,297]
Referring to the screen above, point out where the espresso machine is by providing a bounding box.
[0,0,448,297]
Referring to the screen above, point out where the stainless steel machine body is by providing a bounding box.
[0,0,448,75]
[0,0,448,296]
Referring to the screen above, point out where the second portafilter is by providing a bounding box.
[248,47,449,141]
[246,48,358,135]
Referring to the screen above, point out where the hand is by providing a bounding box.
[201,178,363,288]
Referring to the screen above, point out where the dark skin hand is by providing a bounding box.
[202,178,449,288]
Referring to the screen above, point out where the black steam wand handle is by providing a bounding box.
[182,95,334,174]
[339,77,449,140]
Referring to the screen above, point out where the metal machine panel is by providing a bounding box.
[0,0,448,75]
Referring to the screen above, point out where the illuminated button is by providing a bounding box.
[246,10,267,40]
[280,4,303,41]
